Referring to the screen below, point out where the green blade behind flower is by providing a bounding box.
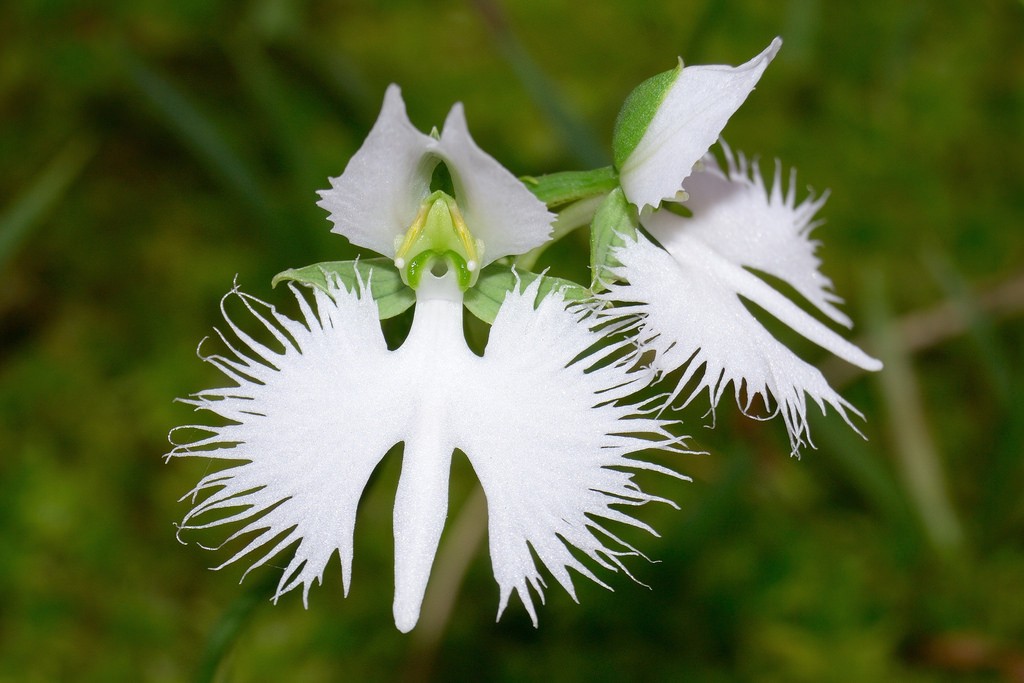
[273,258,415,319]
[464,263,589,324]
[589,187,638,291]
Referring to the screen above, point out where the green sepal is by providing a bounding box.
[612,62,681,170]
[272,257,415,320]
[521,167,618,208]
[590,187,638,291]
[464,263,590,324]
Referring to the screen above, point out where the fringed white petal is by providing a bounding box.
[317,84,435,257]
[168,280,408,605]
[438,104,554,263]
[171,274,685,630]
[457,280,690,625]
[317,86,553,265]
[619,38,781,211]
[645,146,851,327]
[605,234,879,454]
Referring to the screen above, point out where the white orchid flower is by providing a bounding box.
[169,85,685,633]
[317,85,555,276]
[601,39,882,453]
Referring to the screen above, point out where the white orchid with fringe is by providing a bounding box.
[577,38,882,453]
[168,85,686,633]
[169,39,882,634]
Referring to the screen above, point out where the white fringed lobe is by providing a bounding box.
[646,145,850,328]
[168,274,689,631]
[459,279,689,624]
[604,152,881,454]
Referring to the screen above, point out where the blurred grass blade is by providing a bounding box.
[811,413,918,549]
[196,570,277,683]
[471,0,607,168]
[865,273,964,555]
[278,38,377,131]
[406,485,488,681]
[125,55,271,219]
[680,0,729,62]
[673,445,752,555]
[227,37,316,187]
[924,255,1022,538]
[821,270,1024,389]
[925,252,1011,403]
[0,138,94,272]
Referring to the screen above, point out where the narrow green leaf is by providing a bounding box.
[0,137,95,272]
[810,413,917,543]
[227,37,315,186]
[865,273,964,555]
[273,258,415,319]
[471,0,607,167]
[521,167,618,207]
[125,55,270,218]
[924,252,1010,403]
[464,263,589,324]
[195,571,276,683]
[590,187,638,290]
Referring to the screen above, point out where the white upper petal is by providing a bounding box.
[437,104,555,263]
[605,234,880,453]
[619,38,781,211]
[318,85,553,264]
[645,148,851,327]
[317,84,435,257]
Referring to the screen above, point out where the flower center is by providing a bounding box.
[394,191,483,291]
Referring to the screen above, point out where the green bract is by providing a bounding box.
[522,167,619,208]
[272,258,415,319]
[589,187,638,290]
[611,62,681,171]
[464,264,589,324]
[273,258,588,325]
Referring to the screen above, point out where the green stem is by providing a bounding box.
[195,571,277,683]
[514,194,606,271]
[866,274,964,555]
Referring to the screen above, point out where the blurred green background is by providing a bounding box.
[2,0,1023,681]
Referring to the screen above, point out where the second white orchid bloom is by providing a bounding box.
[601,39,882,453]
[170,86,685,633]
